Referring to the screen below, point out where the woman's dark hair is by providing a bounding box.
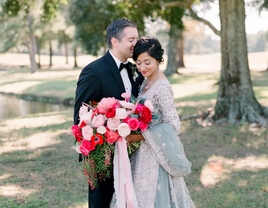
[133,36,164,63]
[106,18,137,49]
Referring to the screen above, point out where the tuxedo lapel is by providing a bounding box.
[104,52,125,93]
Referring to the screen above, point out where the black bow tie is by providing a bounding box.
[119,62,131,72]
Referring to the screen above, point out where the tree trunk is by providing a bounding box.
[27,14,37,73]
[177,29,185,68]
[164,23,179,76]
[74,47,78,68]
[214,0,267,126]
[49,39,53,67]
[36,36,41,69]
[64,33,68,65]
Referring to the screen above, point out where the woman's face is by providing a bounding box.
[135,52,159,80]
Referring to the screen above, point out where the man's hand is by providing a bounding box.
[125,133,145,147]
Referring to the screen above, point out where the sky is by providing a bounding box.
[195,0,268,39]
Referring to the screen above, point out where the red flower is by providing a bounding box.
[123,116,130,123]
[105,128,119,144]
[105,107,116,118]
[80,139,95,156]
[91,109,99,119]
[91,133,103,146]
[128,117,139,131]
[139,121,148,132]
[141,106,152,123]
[72,125,83,142]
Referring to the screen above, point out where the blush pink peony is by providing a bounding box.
[92,115,105,127]
[82,125,94,140]
[115,108,128,119]
[97,97,117,114]
[107,117,121,130]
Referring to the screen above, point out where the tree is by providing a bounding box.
[69,0,162,55]
[163,0,268,125]
[162,7,185,76]
[0,0,66,73]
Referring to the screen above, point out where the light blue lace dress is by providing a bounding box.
[110,79,195,208]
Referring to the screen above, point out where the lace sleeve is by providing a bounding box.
[154,81,181,134]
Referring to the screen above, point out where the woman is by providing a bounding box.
[111,36,195,208]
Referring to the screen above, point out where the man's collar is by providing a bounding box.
[109,50,128,69]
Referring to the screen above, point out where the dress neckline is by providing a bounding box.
[140,79,169,96]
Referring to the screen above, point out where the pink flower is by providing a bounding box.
[128,117,139,131]
[79,110,92,126]
[82,125,94,140]
[121,93,131,99]
[144,100,154,112]
[105,128,120,144]
[80,139,95,156]
[92,115,105,127]
[115,108,128,119]
[119,101,135,109]
[97,97,117,114]
[107,117,121,130]
[79,104,88,116]
[118,123,131,137]
[139,121,148,132]
[136,104,144,113]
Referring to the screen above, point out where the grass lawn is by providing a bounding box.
[0,52,268,207]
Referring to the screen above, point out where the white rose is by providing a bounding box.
[144,100,154,112]
[75,142,81,154]
[118,123,131,137]
[115,108,128,119]
[97,126,106,134]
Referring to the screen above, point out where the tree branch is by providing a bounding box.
[164,1,220,36]
[189,7,220,36]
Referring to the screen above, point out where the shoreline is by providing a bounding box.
[0,91,75,106]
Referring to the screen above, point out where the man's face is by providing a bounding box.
[116,27,139,60]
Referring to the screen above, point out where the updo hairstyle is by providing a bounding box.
[132,36,164,63]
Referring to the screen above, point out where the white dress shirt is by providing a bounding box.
[109,51,132,95]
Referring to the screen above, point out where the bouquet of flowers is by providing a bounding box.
[71,93,156,190]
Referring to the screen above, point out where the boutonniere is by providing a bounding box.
[131,65,139,82]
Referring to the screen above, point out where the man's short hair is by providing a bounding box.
[106,18,137,49]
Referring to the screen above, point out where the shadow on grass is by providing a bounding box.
[0,131,88,208]
[187,168,268,208]
[1,111,267,207]
[181,123,268,207]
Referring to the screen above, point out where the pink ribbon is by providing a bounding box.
[114,137,137,208]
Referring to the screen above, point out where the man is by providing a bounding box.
[74,18,144,208]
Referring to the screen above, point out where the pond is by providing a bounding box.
[0,94,73,120]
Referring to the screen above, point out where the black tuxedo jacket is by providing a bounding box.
[74,51,144,125]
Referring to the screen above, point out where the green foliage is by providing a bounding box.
[69,0,161,55]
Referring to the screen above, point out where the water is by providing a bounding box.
[0,94,73,120]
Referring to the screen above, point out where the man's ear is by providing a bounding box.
[111,37,119,48]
